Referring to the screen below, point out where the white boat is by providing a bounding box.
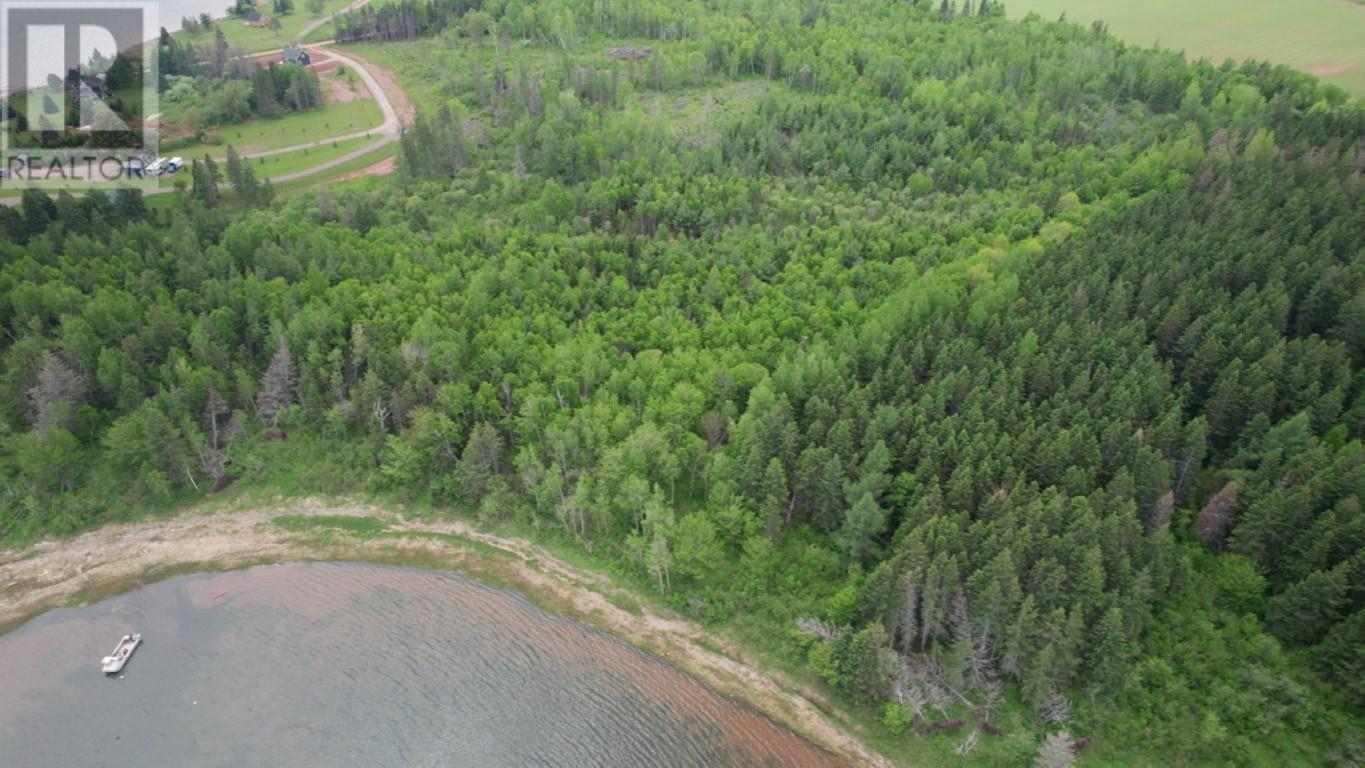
[101,633,142,675]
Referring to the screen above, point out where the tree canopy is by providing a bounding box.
[2,0,1363,763]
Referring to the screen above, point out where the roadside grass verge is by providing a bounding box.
[242,134,376,177]
[54,139,394,214]
[166,99,382,158]
[272,141,396,195]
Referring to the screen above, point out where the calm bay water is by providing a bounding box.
[158,0,253,31]
[0,562,840,767]
[11,0,244,93]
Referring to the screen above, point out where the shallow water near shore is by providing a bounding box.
[0,561,838,767]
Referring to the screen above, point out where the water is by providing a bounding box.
[158,0,250,32]
[8,0,241,95]
[0,562,840,767]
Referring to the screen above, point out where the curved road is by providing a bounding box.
[1,39,402,204]
[249,43,400,183]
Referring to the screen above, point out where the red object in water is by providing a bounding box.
[212,591,228,600]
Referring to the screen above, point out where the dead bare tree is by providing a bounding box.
[977,676,1004,729]
[1034,730,1076,768]
[197,443,230,485]
[897,653,957,718]
[256,337,296,425]
[1192,481,1238,548]
[1148,490,1174,534]
[28,352,86,432]
[1035,690,1072,726]
[896,571,919,653]
[954,729,979,757]
[204,387,229,448]
[371,396,391,433]
[795,616,841,642]
[883,653,930,723]
[967,621,999,691]
[949,587,971,645]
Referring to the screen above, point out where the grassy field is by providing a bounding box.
[178,132,372,173]
[343,41,457,114]
[133,134,398,207]
[174,0,354,55]
[165,98,381,157]
[271,141,394,196]
[1010,0,1365,97]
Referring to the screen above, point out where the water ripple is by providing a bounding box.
[0,562,841,767]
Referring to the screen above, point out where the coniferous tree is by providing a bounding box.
[1264,563,1352,645]
[1315,609,1365,707]
[192,157,219,208]
[458,422,502,502]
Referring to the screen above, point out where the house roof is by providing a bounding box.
[283,46,308,61]
[243,9,262,21]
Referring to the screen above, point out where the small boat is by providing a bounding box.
[101,633,142,675]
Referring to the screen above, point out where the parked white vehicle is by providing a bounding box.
[143,156,185,177]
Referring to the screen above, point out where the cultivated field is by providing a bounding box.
[1010,0,1365,97]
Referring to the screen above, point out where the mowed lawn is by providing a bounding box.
[1009,0,1365,97]
[169,98,382,159]
[174,0,355,55]
[237,133,375,177]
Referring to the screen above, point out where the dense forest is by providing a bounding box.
[2,0,1363,763]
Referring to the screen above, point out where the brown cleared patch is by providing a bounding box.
[328,153,395,181]
[319,66,371,104]
[333,48,416,124]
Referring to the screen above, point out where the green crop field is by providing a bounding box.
[1009,0,1365,97]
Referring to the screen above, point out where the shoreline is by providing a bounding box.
[0,499,891,768]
